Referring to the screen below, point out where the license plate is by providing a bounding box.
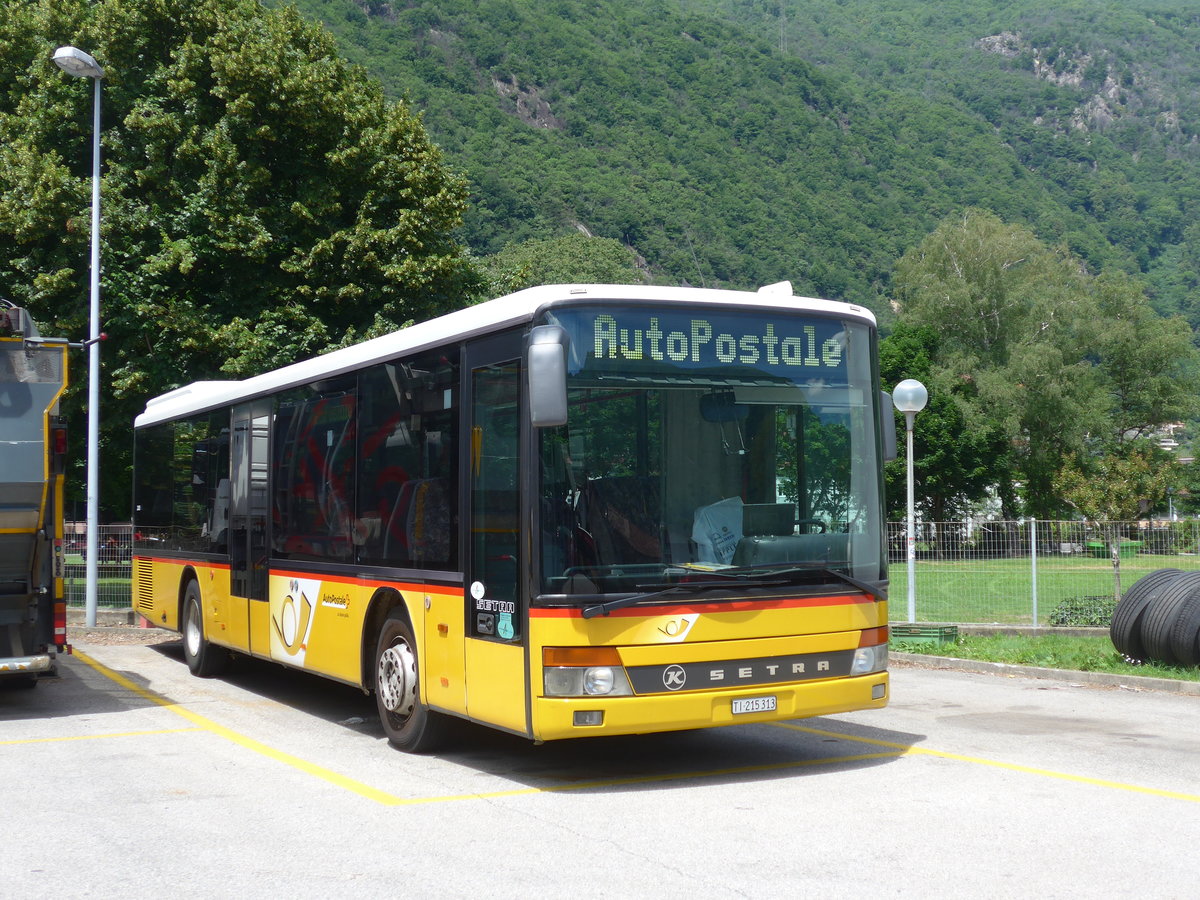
[732,695,777,715]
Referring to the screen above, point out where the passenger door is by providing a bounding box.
[462,333,528,734]
[226,398,270,651]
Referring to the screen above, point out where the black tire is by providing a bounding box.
[374,612,448,753]
[181,580,231,677]
[1110,568,1181,660]
[1140,571,1200,666]
[1168,592,1200,667]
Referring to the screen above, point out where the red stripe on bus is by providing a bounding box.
[269,568,459,596]
[530,594,872,618]
[132,558,457,596]
[134,556,231,571]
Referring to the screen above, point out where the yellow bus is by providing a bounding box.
[132,283,894,751]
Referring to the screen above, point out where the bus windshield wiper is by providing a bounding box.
[719,562,888,602]
[581,574,793,619]
[580,564,885,619]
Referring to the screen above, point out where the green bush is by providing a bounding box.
[1048,595,1116,627]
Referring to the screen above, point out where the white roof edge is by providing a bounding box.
[134,284,876,428]
[142,380,241,410]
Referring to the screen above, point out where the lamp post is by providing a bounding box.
[52,46,105,629]
[892,379,928,624]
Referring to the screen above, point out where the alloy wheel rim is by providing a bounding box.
[377,640,417,717]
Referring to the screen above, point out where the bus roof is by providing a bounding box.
[134,283,876,428]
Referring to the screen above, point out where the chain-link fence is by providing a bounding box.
[66,518,1200,621]
[888,519,1200,625]
[64,523,133,609]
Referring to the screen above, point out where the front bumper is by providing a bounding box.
[532,671,888,741]
[0,653,53,675]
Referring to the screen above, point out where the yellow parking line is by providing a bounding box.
[81,644,1194,807]
[776,722,1200,804]
[72,650,903,805]
[74,649,403,805]
[1,727,201,746]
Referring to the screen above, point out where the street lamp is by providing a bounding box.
[892,379,928,624]
[53,46,105,628]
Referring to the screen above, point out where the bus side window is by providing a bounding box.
[357,353,458,569]
[273,380,356,562]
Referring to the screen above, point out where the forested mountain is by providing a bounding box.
[279,0,1200,330]
[688,0,1200,320]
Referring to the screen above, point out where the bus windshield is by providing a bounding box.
[537,304,884,598]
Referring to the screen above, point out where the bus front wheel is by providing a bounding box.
[374,612,447,753]
[182,580,230,678]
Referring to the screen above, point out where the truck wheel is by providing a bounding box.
[182,580,230,677]
[1140,571,1200,665]
[1168,594,1200,667]
[374,611,447,753]
[1111,568,1181,660]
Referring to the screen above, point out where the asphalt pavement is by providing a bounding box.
[3,636,1199,897]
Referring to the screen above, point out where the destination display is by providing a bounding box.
[547,305,853,379]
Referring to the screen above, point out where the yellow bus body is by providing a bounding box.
[134,555,886,740]
[527,597,888,740]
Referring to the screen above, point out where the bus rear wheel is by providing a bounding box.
[374,612,447,753]
[182,580,230,678]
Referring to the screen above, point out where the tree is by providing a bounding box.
[893,209,1101,515]
[1088,270,1200,443]
[481,232,646,295]
[892,208,1200,518]
[1055,443,1178,600]
[0,0,479,516]
[879,321,1010,522]
[893,208,1200,519]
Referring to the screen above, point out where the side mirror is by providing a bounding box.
[527,325,569,427]
[881,391,898,461]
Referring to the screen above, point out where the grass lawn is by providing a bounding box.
[898,552,1200,625]
[63,556,131,608]
[893,632,1200,683]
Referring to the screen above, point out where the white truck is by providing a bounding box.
[0,300,69,686]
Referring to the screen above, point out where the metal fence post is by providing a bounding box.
[1030,518,1038,626]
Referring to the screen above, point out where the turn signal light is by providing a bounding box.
[858,626,888,647]
[543,646,622,667]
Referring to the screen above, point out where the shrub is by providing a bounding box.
[1048,595,1116,627]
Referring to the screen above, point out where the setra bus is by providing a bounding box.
[132,283,896,751]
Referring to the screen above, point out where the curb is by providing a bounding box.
[67,607,141,627]
[891,651,1200,696]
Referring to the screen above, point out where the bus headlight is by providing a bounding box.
[543,665,634,697]
[851,643,888,675]
[542,647,634,697]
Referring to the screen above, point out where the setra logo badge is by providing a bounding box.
[662,664,687,691]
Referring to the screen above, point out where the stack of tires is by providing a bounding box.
[1111,569,1200,666]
